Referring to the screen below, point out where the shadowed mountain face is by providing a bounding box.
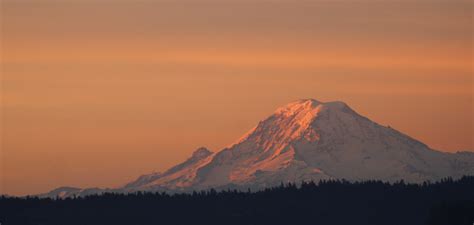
[40,99,474,197]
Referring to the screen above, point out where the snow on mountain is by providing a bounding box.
[38,99,474,197]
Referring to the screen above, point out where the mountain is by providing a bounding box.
[39,99,474,197]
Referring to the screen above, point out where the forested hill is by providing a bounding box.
[1,177,473,225]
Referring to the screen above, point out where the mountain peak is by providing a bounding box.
[297,98,322,105]
[323,101,350,110]
[191,147,213,159]
[274,99,352,119]
[275,99,321,116]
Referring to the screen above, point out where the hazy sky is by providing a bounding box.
[1,0,472,196]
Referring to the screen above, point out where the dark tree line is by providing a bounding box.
[1,177,473,225]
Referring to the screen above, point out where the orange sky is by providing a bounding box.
[1,0,473,196]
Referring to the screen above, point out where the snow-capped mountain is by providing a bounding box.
[39,99,474,197]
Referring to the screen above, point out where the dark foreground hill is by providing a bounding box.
[1,177,473,225]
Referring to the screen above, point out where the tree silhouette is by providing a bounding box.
[0,176,473,225]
